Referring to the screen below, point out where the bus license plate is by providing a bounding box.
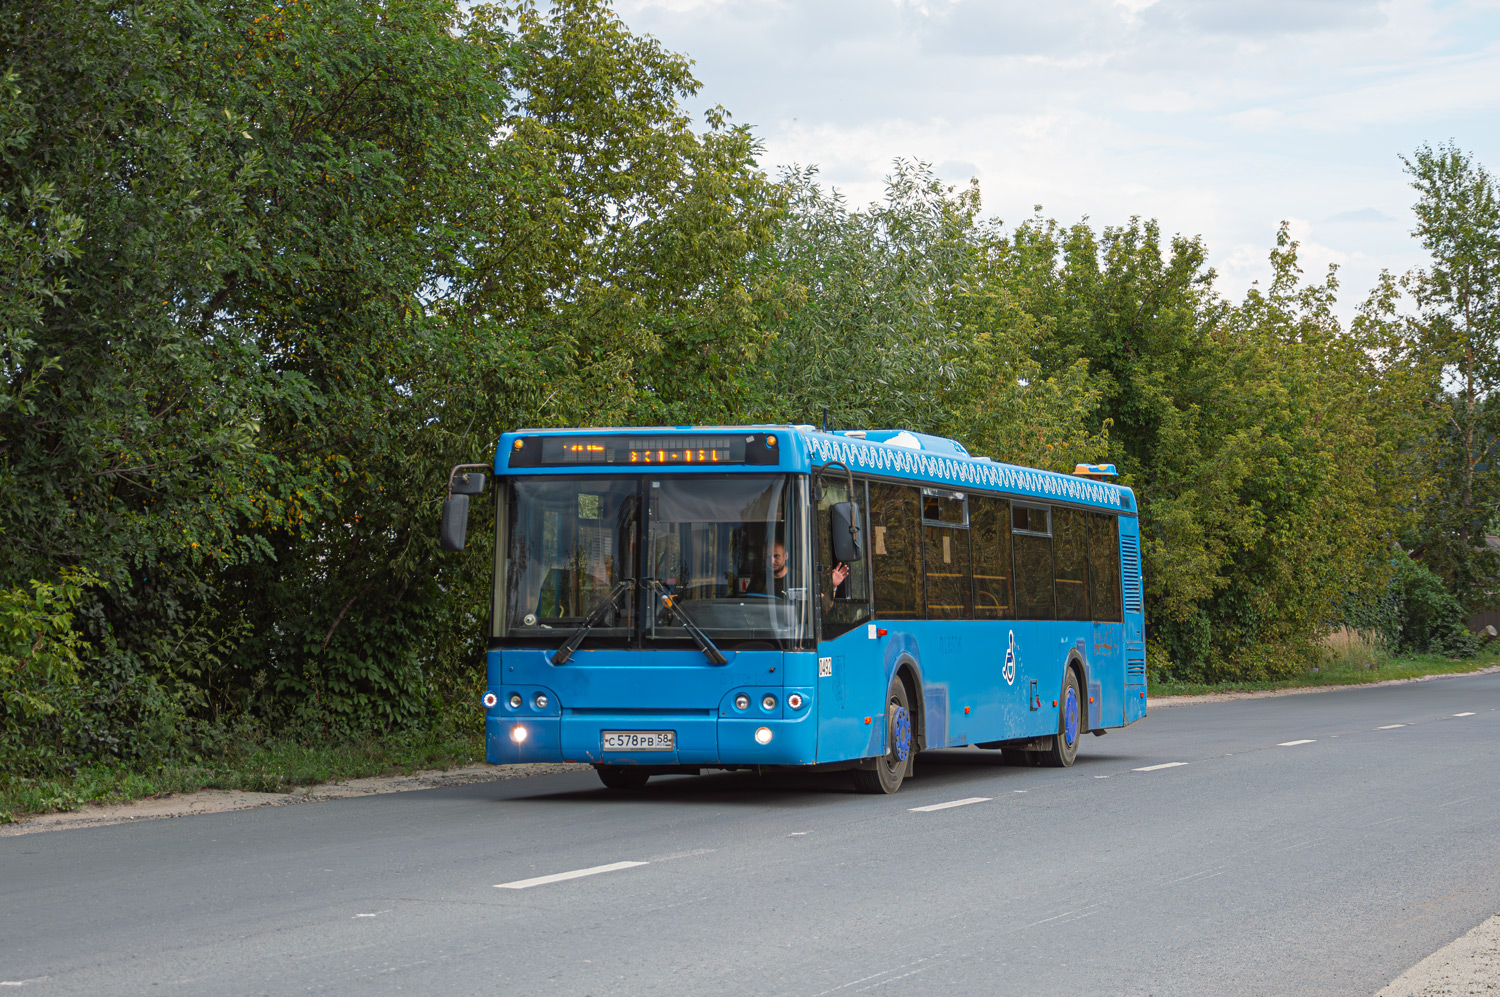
[602,730,675,752]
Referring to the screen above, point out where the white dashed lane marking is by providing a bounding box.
[909,797,991,812]
[1278,739,1317,746]
[1454,712,1476,717]
[495,860,648,890]
[1377,724,1406,729]
[1134,762,1189,772]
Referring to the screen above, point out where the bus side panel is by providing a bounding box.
[924,617,1032,743]
[961,620,1026,744]
[1005,621,1074,742]
[1121,515,1148,724]
[1091,620,1126,728]
[815,624,898,763]
[821,620,1076,756]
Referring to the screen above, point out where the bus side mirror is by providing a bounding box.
[440,494,471,552]
[830,502,862,563]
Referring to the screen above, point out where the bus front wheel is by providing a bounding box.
[1041,669,1082,768]
[596,765,651,790]
[853,676,913,794]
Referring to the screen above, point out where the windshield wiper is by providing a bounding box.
[551,580,634,665]
[644,578,729,665]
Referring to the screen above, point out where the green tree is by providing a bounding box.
[1401,142,1500,607]
[1035,220,1425,677]
[0,0,301,761]
[751,162,1110,470]
[2,0,792,757]
[451,0,788,430]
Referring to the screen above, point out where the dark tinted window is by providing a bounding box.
[1013,504,1050,534]
[869,482,922,617]
[924,524,971,619]
[971,496,1013,619]
[1088,513,1123,622]
[922,489,969,526]
[1014,532,1055,620]
[1053,508,1090,622]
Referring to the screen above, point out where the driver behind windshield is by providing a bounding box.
[748,539,849,604]
[747,540,791,598]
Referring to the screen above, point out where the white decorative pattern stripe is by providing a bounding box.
[808,435,1129,511]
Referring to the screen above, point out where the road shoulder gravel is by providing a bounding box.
[1375,912,1500,996]
[0,762,589,837]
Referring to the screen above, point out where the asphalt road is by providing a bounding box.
[4,673,1499,996]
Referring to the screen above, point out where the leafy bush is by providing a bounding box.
[0,570,95,777]
[1394,553,1478,657]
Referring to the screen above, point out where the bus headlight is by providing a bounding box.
[509,693,522,709]
[762,694,777,711]
[510,726,528,744]
[734,694,750,710]
[754,727,773,745]
[534,694,548,709]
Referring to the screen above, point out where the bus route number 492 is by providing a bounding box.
[602,730,675,751]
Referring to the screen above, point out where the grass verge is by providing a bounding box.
[1150,644,1500,698]
[0,726,484,825]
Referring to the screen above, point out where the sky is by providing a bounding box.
[613,0,1500,321]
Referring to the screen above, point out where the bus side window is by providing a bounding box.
[869,482,923,618]
[1088,513,1123,622]
[970,496,1014,619]
[1012,503,1055,620]
[1053,508,1091,622]
[921,489,971,620]
[817,476,871,639]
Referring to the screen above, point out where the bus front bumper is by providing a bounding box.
[485,710,818,767]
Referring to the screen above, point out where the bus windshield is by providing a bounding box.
[502,474,808,644]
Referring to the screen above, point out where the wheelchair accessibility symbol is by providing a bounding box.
[1003,630,1017,686]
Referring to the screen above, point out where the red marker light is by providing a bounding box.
[864,717,872,725]
[877,628,888,637]
[963,706,970,714]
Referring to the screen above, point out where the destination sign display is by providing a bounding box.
[547,436,734,465]
[508,433,782,468]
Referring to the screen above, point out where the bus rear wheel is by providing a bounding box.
[596,765,651,790]
[852,676,913,794]
[1041,669,1082,768]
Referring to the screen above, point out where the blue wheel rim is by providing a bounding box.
[892,705,912,762]
[1063,685,1079,746]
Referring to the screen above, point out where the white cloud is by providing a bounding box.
[1142,0,1386,38]
[1223,107,1286,131]
[614,0,1500,320]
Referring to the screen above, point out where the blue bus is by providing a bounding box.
[440,425,1146,794]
